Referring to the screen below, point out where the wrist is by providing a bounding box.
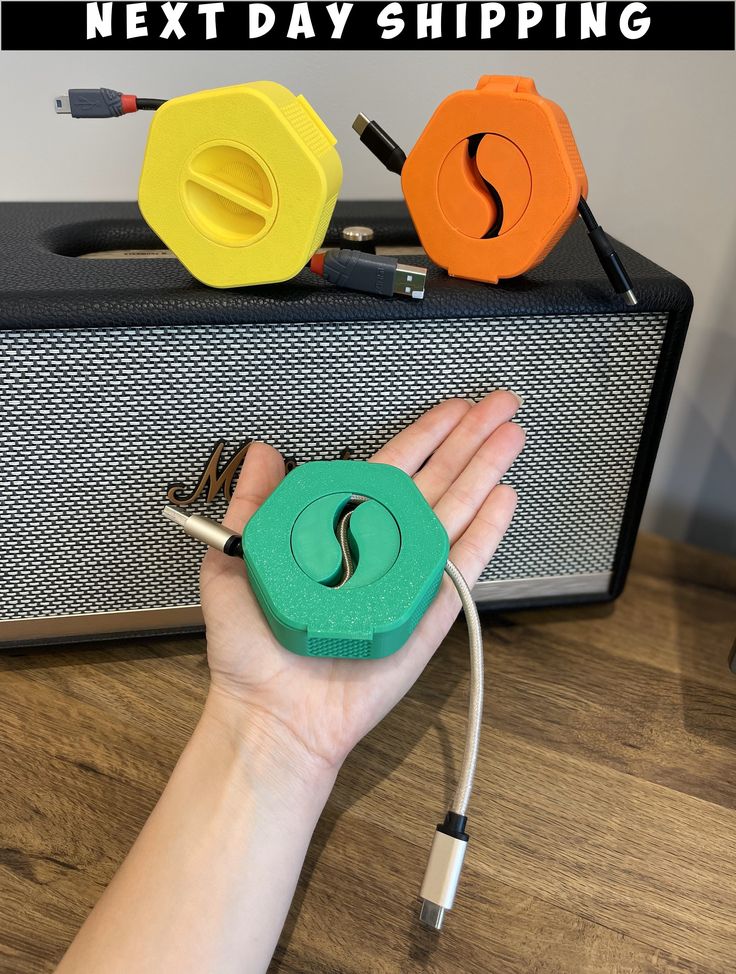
[198,688,339,813]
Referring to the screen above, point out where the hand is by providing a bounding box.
[200,392,524,773]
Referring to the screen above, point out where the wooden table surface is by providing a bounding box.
[1,533,735,974]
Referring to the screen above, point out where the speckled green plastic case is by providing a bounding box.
[242,461,449,659]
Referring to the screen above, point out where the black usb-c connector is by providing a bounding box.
[578,197,638,306]
[352,113,407,176]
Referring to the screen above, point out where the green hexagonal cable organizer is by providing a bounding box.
[241,461,448,659]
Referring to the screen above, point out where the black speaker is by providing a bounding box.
[0,200,692,647]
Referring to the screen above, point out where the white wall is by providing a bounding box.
[1,49,734,555]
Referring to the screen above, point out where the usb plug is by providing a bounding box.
[392,263,426,300]
[163,506,243,558]
[310,248,426,300]
[352,113,407,176]
[419,812,470,931]
[54,88,137,118]
[54,89,165,118]
[578,197,638,306]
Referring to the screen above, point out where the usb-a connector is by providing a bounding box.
[310,249,426,300]
[393,262,426,300]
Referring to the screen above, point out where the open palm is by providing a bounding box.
[201,392,524,770]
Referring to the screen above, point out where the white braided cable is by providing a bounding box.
[443,558,484,816]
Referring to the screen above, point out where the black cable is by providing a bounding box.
[136,98,167,111]
[577,196,597,231]
[578,197,638,305]
[353,112,638,306]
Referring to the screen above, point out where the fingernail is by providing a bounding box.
[499,388,524,407]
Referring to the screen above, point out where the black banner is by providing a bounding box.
[1,1,734,51]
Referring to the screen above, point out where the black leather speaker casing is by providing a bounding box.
[0,200,692,646]
[0,200,691,328]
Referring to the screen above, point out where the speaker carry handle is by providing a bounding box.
[43,208,422,262]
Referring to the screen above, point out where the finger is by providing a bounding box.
[369,398,472,474]
[448,483,518,586]
[433,422,525,542]
[414,390,520,507]
[221,441,286,534]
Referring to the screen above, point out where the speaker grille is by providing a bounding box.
[0,314,667,622]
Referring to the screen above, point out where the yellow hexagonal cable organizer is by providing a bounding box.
[138,81,342,288]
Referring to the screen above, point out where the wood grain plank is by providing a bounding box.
[271,815,721,974]
[295,677,736,971]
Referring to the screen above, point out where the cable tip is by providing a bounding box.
[163,505,188,526]
[623,289,638,307]
[393,262,427,300]
[419,899,445,931]
[352,112,370,137]
[54,95,70,114]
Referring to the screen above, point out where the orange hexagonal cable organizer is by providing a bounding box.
[353,75,637,304]
[402,75,587,284]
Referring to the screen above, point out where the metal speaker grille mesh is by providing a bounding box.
[0,314,667,622]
